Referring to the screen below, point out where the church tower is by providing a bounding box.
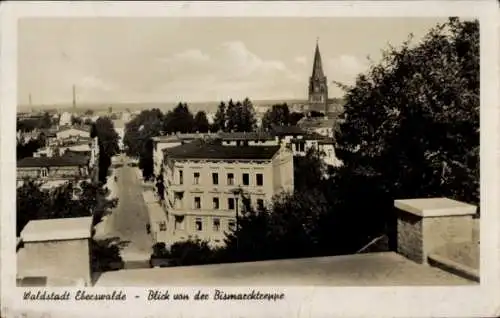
[308,39,328,114]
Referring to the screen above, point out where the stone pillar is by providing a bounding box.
[17,216,93,286]
[394,198,476,264]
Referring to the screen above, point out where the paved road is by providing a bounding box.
[107,156,153,265]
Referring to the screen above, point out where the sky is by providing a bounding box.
[18,17,447,105]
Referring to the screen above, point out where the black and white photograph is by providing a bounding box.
[1,1,499,318]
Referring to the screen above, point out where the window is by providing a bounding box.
[213,218,220,232]
[194,197,201,209]
[256,173,263,186]
[212,173,219,185]
[179,170,183,184]
[242,173,249,186]
[227,173,234,185]
[257,199,264,210]
[213,197,220,210]
[40,168,48,177]
[174,216,185,230]
[159,221,167,231]
[228,219,236,231]
[193,172,200,185]
[228,198,235,210]
[195,218,202,231]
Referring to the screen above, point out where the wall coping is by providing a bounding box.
[394,198,477,218]
[21,216,93,243]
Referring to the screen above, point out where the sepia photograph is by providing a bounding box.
[1,1,499,318]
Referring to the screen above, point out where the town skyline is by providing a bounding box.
[18,17,447,106]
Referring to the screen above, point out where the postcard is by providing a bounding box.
[1,1,499,317]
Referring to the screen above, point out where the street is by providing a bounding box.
[106,155,153,267]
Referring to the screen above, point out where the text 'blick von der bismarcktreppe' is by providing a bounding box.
[23,289,286,302]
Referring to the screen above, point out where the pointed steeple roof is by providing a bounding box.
[311,39,325,79]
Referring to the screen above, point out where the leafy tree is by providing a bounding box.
[92,237,126,272]
[193,111,210,133]
[226,98,257,132]
[71,115,83,126]
[331,18,479,248]
[123,108,164,179]
[91,117,120,184]
[163,103,195,134]
[261,103,291,130]
[212,101,227,132]
[38,112,52,129]
[139,138,155,180]
[293,148,326,192]
[168,239,217,266]
[289,112,305,126]
[84,109,94,116]
[17,136,45,160]
[124,108,164,158]
[16,179,117,235]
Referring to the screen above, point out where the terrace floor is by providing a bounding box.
[95,251,474,287]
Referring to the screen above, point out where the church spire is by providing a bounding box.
[311,38,325,79]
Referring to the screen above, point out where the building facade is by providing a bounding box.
[152,133,218,178]
[17,153,94,190]
[159,140,294,247]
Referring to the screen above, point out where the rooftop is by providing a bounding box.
[17,153,89,168]
[57,125,92,133]
[217,131,275,141]
[166,140,281,161]
[291,132,335,143]
[95,252,473,286]
[298,116,337,129]
[20,216,93,243]
[152,133,217,143]
[270,125,306,136]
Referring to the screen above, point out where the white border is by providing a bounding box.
[1,1,499,317]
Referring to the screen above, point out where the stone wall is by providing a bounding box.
[18,239,92,286]
[395,198,476,265]
[397,212,423,263]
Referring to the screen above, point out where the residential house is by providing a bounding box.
[157,139,294,247]
[152,133,218,178]
[56,125,92,141]
[297,116,337,138]
[17,153,95,190]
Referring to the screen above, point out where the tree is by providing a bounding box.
[16,179,117,235]
[71,115,83,126]
[293,148,327,192]
[124,108,165,179]
[289,112,305,126]
[84,109,94,116]
[261,103,291,130]
[91,117,120,184]
[91,237,126,272]
[193,111,210,133]
[332,18,479,247]
[212,101,227,132]
[168,239,217,266]
[38,112,52,129]
[17,136,45,160]
[226,98,257,132]
[163,103,195,134]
